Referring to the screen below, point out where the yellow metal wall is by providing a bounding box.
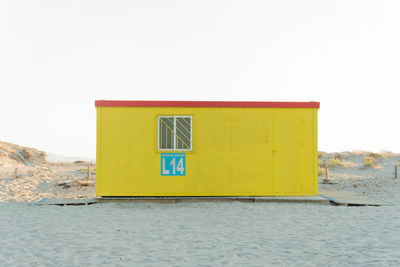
[96,107,318,196]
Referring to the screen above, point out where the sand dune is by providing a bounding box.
[0,141,95,202]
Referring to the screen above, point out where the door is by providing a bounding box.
[272,115,303,194]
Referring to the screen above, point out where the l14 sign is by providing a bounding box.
[161,153,185,176]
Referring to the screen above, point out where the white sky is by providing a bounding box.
[1,0,399,158]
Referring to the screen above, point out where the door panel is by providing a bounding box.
[272,115,303,193]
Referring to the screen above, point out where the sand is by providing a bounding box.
[1,202,400,265]
[1,150,400,265]
[0,163,95,202]
[318,153,400,202]
[0,141,95,202]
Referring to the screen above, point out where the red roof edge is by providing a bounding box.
[95,100,320,108]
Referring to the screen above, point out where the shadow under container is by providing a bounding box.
[95,100,320,197]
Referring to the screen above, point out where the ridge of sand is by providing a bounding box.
[0,141,47,166]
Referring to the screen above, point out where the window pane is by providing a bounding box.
[159,117,174,149]
[176,117,191,150]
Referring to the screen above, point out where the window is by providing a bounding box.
[158,116,192,151]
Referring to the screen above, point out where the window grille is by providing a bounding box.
[158,116,192,151]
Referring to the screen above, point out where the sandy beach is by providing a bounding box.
[1,142,400,265]
[1,201,400,265]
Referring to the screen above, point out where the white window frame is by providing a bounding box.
[158,115,192,151]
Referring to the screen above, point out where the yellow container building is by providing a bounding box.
[95,100,320,197]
